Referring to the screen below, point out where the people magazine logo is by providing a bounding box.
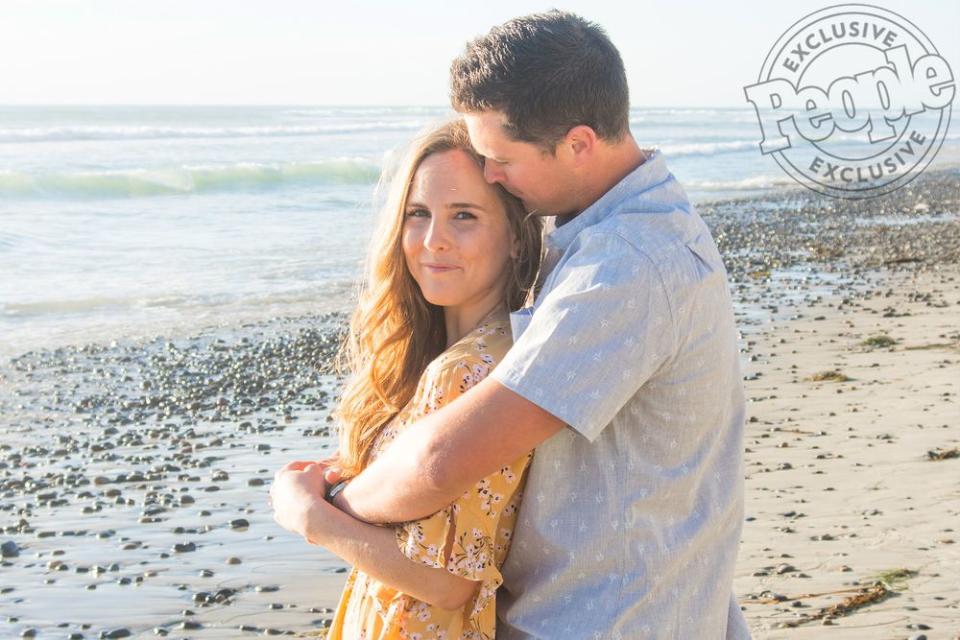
[744,4,956,199]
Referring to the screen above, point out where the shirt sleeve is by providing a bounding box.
[491,230,677,442]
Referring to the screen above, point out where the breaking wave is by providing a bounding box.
[0,159,381,199]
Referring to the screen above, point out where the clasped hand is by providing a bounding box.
[269,457,344,544]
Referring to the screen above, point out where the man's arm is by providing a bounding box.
[334,377,564,523]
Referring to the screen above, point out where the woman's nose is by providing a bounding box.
[423,219,450,252]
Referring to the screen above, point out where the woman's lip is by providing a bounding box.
[422,263,459,272]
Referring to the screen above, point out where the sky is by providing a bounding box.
[1,0,958,107]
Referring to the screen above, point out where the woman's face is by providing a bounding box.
[402,149,515,311]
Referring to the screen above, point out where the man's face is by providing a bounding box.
[463,111,577,217]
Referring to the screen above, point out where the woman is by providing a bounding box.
[295,119,541,639]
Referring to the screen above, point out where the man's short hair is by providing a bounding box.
[450,10,630,150]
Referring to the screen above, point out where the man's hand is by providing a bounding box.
[320,452,343,485]
[269,460,335,543]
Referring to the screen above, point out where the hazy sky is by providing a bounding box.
[1,0,958,106]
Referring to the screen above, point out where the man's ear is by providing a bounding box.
[564,125,598,162]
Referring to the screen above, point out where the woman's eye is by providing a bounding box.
[454,210,477,220]
[405,208,429,218]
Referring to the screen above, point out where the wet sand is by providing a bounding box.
[1,316,350,638]
[2,169,958,638]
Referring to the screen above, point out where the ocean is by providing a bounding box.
[2,105,957,356]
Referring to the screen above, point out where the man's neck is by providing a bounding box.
[559,136,647,224]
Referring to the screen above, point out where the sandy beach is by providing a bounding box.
[734,265,959,638]
[2,170,958,639]
[708,172,960,638]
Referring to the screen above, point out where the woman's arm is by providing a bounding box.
[270,461,478,611]
[304,494,478,611]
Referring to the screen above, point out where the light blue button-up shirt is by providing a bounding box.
[492,150,750,639]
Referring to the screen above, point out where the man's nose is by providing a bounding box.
[483,159,503,184]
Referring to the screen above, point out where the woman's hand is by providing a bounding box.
[269,460,337,543]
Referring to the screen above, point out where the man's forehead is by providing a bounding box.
[464,111,511,148]
[464,109,509,129]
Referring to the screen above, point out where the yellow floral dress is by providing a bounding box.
[326,311,532,640]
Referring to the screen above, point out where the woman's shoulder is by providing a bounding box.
[420,312,512,396]
[436,312,512,370]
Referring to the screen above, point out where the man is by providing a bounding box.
[273,10,749,639]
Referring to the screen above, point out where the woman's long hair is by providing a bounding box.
[334,119,542,479]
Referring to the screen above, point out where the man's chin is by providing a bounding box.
[516,196,574,217]
[521,201,550,217]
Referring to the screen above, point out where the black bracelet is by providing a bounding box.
[326,480,348,502]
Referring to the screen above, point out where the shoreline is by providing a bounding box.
[2,174,959,638]
[4,166,958,362]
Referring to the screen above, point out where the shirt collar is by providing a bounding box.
[546,148,668,253]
